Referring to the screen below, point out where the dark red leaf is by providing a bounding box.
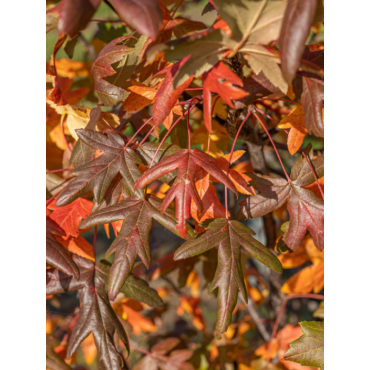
[279,0,318,84]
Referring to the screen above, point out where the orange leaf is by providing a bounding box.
[281,262,324,294]
[54,234,95,262]
[48,198,94,237]
[122,303,157,335]
[191,168,228,225]
[278,106,308,155]
[212,153,255,195]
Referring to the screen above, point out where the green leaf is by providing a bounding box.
[120,274,163,308]
[148,29,235,87]
[284,321,324,368]
[174,218,282,338]
[313,301,324,319]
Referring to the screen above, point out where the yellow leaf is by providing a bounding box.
[48,104,120,140]
[52,59,90,78]
[278,105,307,155]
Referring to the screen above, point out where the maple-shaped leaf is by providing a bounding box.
[57,129,144,206]
[133,337,193,370]
[46,216,80,280]
[134,148,238,238]
[148,29,236,88]
[79,195,190,300]
[284,321,324,368]
[46,334,72,370]
[152,58,193,126]
[110,0,162,40]
[91,36,135,106]
[279,0,318,84]
[136,142,181,184]
[212,0,287,44]
[237,146,324,251]
[48,198,93,237]
[174,218,282,338]
[202,61,248,133]
[46,255,130,370]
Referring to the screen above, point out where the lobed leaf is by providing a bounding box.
[284,321,324,368]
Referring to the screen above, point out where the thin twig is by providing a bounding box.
[256,107,324,198]
[224,111,252,217]
[46,168,72,174]
[252,111,290,181]
[60,113,72,154]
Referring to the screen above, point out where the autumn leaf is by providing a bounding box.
[279,236,324,294]
[110,0,162,40]
[132,337,193,370]
[213,151,254,195]
[202,61,248,132]
[284,321,324,368]
[91,35,135,106]
[279,0,318,84]
[134,148,238,237]
[54,234,95,262]
[148,29,236,88]
[191,167,228,225]
[174,218,282,338]
[123,81,163,112]
[212,0,287,44]
[46,256,130,370]
[79,195,191,300]
[46,335,72,370]
[301,77,324,137]
[237,146,324,251]
[46,216,80,280]
[278,105,308,155]
[47,198,93,237]
[57,129,144,206]
[49,103,120,140]
[152,57,193,126]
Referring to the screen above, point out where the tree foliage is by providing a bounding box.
[46,1,324,369]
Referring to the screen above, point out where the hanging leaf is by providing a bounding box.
[174,218,282,338]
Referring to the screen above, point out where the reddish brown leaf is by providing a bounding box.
[110,0,162,40]
[134,149,238,238]
[91,36,135,106]
[279,0,318,84]
[59,0,102,37]
[152,57,193,126]
[203,61,248,132]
